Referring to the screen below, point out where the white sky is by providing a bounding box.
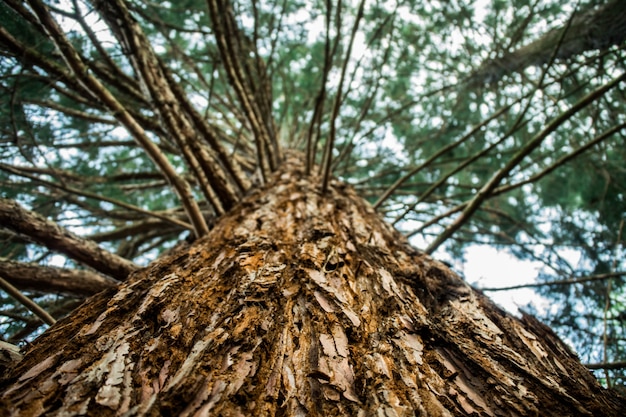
[461,246,548,315]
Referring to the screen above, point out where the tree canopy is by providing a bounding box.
[0,0,625,389]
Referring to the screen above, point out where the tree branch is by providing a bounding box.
[425,71,626,254]
[479,272,626,292]
[585,361,626,371]
[320,0,366,194]
[0,258,117,296]
[0,163,193,231]
[206,0,277,181]
[377,97,519,211]
[23,0,210,238]
[0,274,56,326]
[470,0,626,86]
[0,198,138,280]
[305,0,340,175]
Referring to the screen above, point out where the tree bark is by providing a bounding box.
[1,155,624,415]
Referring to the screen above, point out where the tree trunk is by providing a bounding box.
[1,155,624,416]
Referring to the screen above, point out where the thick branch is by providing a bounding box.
[93,0,242,214]
[0,198,138,280]
[305,0,341,175]
[206,0,277,180]
[320,0,366,193]
[471,0,626,85]
[0,259,117,296]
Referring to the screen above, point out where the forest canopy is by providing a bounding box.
[0,0,625,388]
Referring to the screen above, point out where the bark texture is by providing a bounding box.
[1,156,624,416]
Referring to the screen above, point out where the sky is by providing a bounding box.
[461,245,548,315]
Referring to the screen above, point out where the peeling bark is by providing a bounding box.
[0,341,22,374]
[1,156,624,415]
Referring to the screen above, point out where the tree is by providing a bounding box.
[0,0,625,414]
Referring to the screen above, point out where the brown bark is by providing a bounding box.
[0,341,22,374]
[471,0,626,86]
[1,155,623,415]
[0,259,117,297]
[0,198,138,281]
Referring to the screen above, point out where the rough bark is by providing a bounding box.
[0,198,138,281]
[0,259,117,297]
[1,156,624,416]
[0,341,22,374]
[470,0,626,86]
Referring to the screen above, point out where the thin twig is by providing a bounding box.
[0,163,194,231]
[479,271,626,292]
[425,70,626,254]
[0,274,56,326]
[320,0,366,193]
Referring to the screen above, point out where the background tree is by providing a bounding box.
[0,0,625,412]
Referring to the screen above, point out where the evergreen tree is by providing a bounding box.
[0,0,625,413]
